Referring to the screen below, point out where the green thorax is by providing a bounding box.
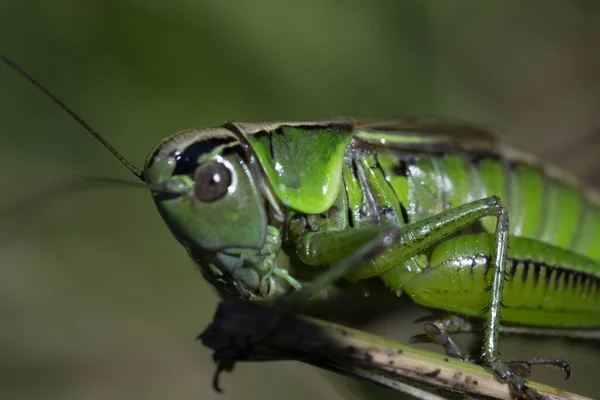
[234,120,355,215]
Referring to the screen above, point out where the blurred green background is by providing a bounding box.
[0,1,599,399]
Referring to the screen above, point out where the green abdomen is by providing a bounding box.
[369,148,600,325]
[337,126,600,326]
[404,234,600,327]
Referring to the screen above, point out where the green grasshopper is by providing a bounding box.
[2,52,598,399]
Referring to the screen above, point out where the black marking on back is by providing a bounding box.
[393,160,409,177]
[532,263,541,287]
[509,259,519,277]
[470,151,502,165]
[554,269,563,291]
[521,260,529,283]
[349,158,360,180]
[399,202,410,224]
[544,265,552,289]
[285,122,352,133]
[343,158,360,229]
[347,207,355,228]
[268,131,276,160]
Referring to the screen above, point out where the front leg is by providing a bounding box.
[228,197,508,343]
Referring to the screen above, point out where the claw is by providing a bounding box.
[490,362,541,400]
[491,357,571,399]
[423,323,450,343]
[419,323,474,362]
[507,358,571,380]
[408,333,433,344]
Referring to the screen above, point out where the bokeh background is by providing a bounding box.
[0,1,599,399]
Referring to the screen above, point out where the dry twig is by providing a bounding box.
[200,299,590,400]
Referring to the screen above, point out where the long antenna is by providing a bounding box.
[0,52,144,181]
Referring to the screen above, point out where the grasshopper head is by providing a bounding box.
[0,54,285,300]
[144,126,275,299]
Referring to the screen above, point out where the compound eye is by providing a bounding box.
[193,162,232,202]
